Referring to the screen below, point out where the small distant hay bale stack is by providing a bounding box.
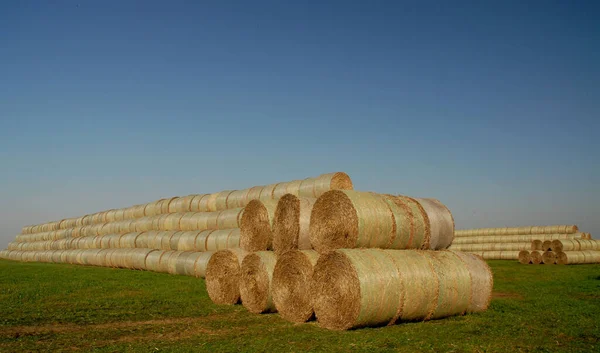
[240,200,278,251]
[272,250,319,323]
[240,251,278,313]
[311,249,492,330]
[518,250,531,264]
[272,195,315,254]
[556,251,600,265]
[454,225,579,237]
[206,249,249,305]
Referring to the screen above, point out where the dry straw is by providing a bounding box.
[240,251,278,314]
[311,249,489,330]
[415,198,455,250]
[530,251,543,264]
[542,251,556,265]
[556,251,600,265]
[272,250,319,323]
[272,194,316,254]
[531,240,542,250]
[309,191,430,253]
[541,240,552,251]
[206,249,249,305]
[551,239,600,252]
[518,250,531,264]
[240,200,278,251]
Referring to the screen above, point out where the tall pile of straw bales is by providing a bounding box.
[1,172,497,330]
[450,227,599,265]
[206,188,493,330]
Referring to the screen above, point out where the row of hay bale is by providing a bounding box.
[205,248,493,330]
[8,230,241,252]
[449,225,592,260]
[0,249,213,277]
[15,209,245,242]
[20,172,353,234]
[455,225,579,237]
[239,190,455,253]
[518,239,600,265]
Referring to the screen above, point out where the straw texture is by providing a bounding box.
[542,251,556,265]
[240,251,278,314]
[272,194,315,254]
[206,249,249,305]
[518,250,531,264]
[272,250,319,323]
[240,200,278,251]
[312,249,488,330]
[556,251,600,265]
[414,198,454,250]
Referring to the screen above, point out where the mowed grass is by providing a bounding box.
[0,259,599,352]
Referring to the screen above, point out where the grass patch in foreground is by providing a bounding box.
[0,259,599,352]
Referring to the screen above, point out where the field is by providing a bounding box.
[0,259,599,352]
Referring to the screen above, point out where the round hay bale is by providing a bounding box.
[425,251,471,320]
[240,200,278,251]
[206,249,249,305]
[157,251,176,273]
[134,217,155,232]
[313,249,437,330]
[174,251,197,275]
[259,183,279,202]
[179,213,198,231]
[226,228,241,248]
[217,208,244,229]
[415,198,454,250]
[205,193,222,212]
[273,180,301,198]
[169,195,195,213]
[169,231,184,250]
[531,240,542,250]
[311,172,353,198]
[163,213,184,231]
[244,186,265,205]
[215,191,234,211]
[448,251,493,313]
[272,250,319,322]
[119,232,140,248]
[542,251,556,264]
[551,239,565,252]
[226,190,249,209]
[518,250,531,264]
[188,194,207,212]
[240,251,278,314]
[530,251,543,264]
[166,251,185,274]
[145,250,164,271]
[176,231,201,251]
[205,229,237,251]
[541,240,552,251]
[191,251,213,278]
[135,232,150,248]
[309,190,393,252]
[272,194,315,254]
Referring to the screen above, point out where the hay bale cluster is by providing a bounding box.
[451,226,598,265]
[3,171,500,331]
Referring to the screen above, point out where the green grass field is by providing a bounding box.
[0,259,599,352]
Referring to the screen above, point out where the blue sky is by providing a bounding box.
[1,1,598,248]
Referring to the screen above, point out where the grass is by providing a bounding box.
[0,259,599,352]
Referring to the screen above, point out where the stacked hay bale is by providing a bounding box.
[1,172,354,278]
[205,189,496,331]
[449,225,586,260]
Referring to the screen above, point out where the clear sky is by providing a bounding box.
[1,1,598,249]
